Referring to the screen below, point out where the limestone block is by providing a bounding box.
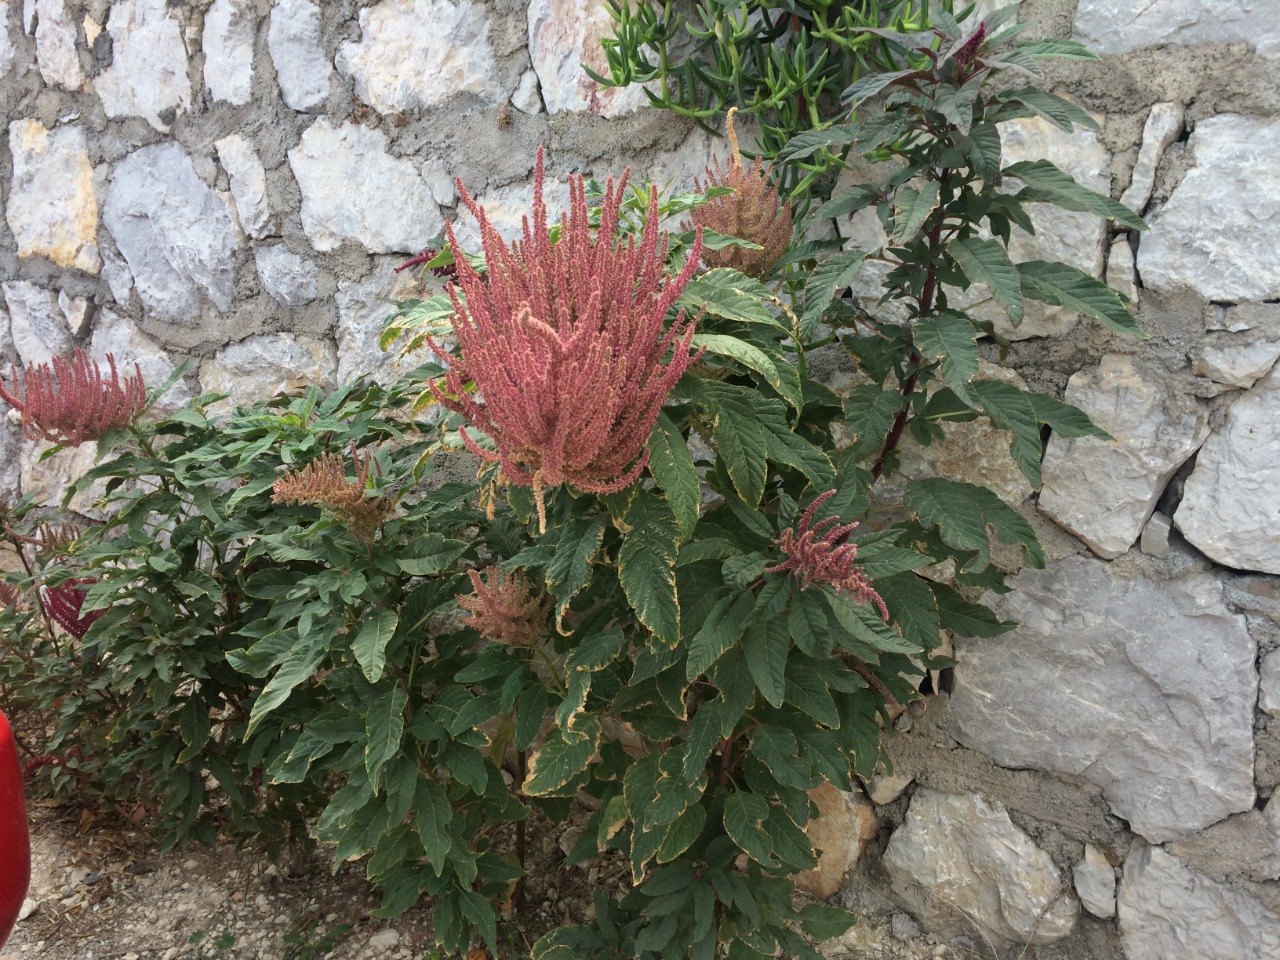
[1119,102,1182,214]
[335,262,438,388]
[199,334,336,415]
[1192,337,1280,391]
[1167,795,1280,883]
[421,159,457,208]
[1263,650,1280,717]
[0,416,19,505]
[1075,0,1280,58]
[94,0,191,133]
[949,556,1257,842]
[268,0,332,111]
[1176,362,1280,573]
[512,68,542,114]
[202,0,254,106]
[1139,115,1280,301]
[215,134,272,239]
[2,281,71,365]
[1073,844,1116,919]
[1138,511,1172,558]
[865,769,914,806]
[103,143,240,325]
[1105,241,1138,304]
[792,783,878,900]
[100,246,134,307]
[20,439,109,517]
[336,0,501,113]
[89,309,191,410]
[57,291,91,336]
[254,245,316,308]
[1039,355,1209,559]
[32,0,83,90]
[288,118,442,254]
[1118,845,1280,960]
[0,2,17,77]
[883,789,1078,945]
[527,0,648,117]
[5,119,100,274]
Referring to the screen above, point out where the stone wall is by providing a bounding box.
[2,1,1279,958]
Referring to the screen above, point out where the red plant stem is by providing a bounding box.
[0,709,31,948]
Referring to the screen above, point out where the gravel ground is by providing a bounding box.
[2,804,975,960]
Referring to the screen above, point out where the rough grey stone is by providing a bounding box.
[100,246,134,307]
[1166,794,1280,883]
[1262,650,1280,717]
[2,281,71,365]
[527,0,649,117]
[89,309,191,410]
[0,416,20,505]
[1192,337,1280,391]
[1105,241,1138,304]
[199,333,336,416]
[1040,355,1209,558]
[0,2,17,77]
[254,245,316,308]
[336,0,501,113]
[202,0,255,106]
[94,0,191,133]
[1120,103,1183,214]
[32,0,83,90]
[1138,511,1172,559]
[1075,0,1280,58]
[421,159,457,208]
[512,68,542,114]
[866,770,914,806]
[289,118,442,254]
[883,789,1079,946]
[215,134,273,240]
[950,556,1257,842]
[1118,845,1280,960]
[1176,362,1280,574]
[335,262,436,385]
[57,291,91,336]
[20,439,108,517]
[1074,844,1117,919]
[268,0,332,111]
[1139,115,1280,302]
[6,119,100,274]
[1210,302,1280,334]
[103,143,240,325]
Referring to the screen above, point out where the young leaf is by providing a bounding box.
[802,250,866,335]
[687,590,756,680]
[913,311,980,404]
[619,492,680,646]
[545,514,607,631]
[1018,259,1144,336]
[679,269,788,332]
[647,412,700,544]
[890,180,941,242]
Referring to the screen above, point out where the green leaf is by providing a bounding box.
[457,889,499,954]
[798,904,859,940]
[913,311,979,404]
[970,379,1044,486]
[247,630,330,733]
[775,125,861,163]
[723,793,777,868]
[825,592,916,654]
[742,619,789,708]
[876,573,941,652]
[352,608,398,683]
[786,663,840,727]
[414,778,453,873]
[843,68,918,110]
[692,333,781,387]
[619,492,681,646]
[802,250,865,335]
[656,802,707,864]
[949,236,1024,326]
[1004,160,1147,232]
[998,87,1101,132]
[686,590,755,680]
[566,625,627,671]
[1018,259,1144,336]
[397,534,469,576]
[679,269,788,332]
[905,477,1046,572]
[1029,392,1109,440]
[545,515,607,631]
[960,121,1002,183]
[930,582,1015,637]
[751,726,820,789]
[890,180,940,242]
[844,385,902,460]
[1015,38,1100,61]
[648,413,700,542]
[524,716,601,797]
[703,383,769,507]
[364,684,408,793]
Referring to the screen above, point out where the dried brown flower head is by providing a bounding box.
[6,521,81,557]
[431,147,704,530]
[41,577,103,639]
[0,349,146,447]
[457,566,549,647]
[766,489,888,620]
[272,445,392,543]
[690,108,793,280]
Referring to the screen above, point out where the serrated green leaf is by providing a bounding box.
[786,662,840,727]
[679,269,788,332]
[949,236,1024,325]
[545,515,607,632]
[1028,392,1109,440]
[960,120,1002,183]
[843,68,917,110]
[905,476,1045,572]
[752,726,821,789]
[1016,37,1100,60]
[702,383,770,507]
[524,715,601,797]
[247,630,330,733]
[891,180,941,242]
[743,619,789,707]
[998,87,1100,133]
[364,684,408,793]
[844,385,902,460]
[1005,160,1146,231]
[1018,259,1144,336]
[802,250,866,334]
[765,807,818,871]
[566,625,627,672]
[934,75,984,135]
[798,903,859,940]
[825,591,916,654]
[352,608,398,683]
[930,582,1015,637]
[656,802,707,864]
[692,334,781,388]
[775,125,862,163]
[913,311,980,404]
[876,573,941,652]
[397,534,469,576]
[723,792,777,869]
[414,778,453,873]
[970,379,1044,486]
[619,492,680,646]
[788,597,833,658]
[648,413,700,542]
[686,590,755,680]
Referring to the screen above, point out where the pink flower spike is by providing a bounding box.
[0,350,145,447]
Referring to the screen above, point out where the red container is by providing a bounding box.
[0,709,30,947]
